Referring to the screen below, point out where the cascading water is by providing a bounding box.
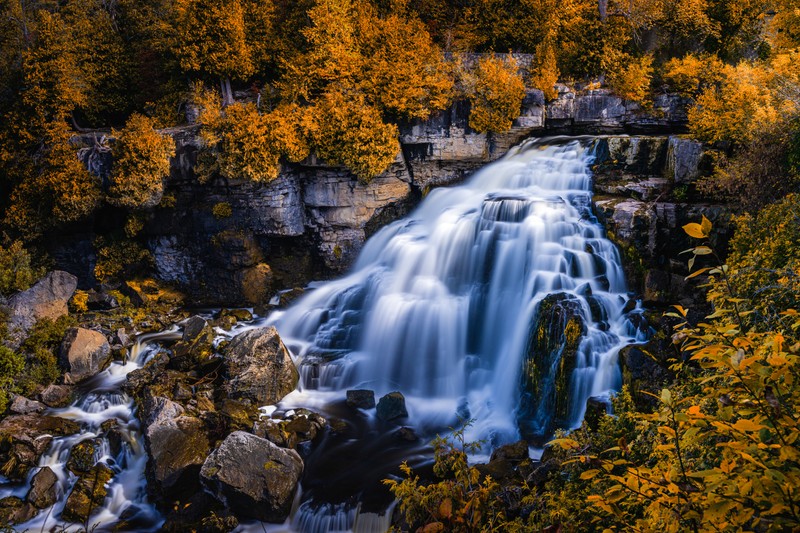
[273,139,647,449]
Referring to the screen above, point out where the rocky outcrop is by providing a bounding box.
[518,293,587,442]
[5,271,77,347]
[376,391,408,421]
[62,464,113,523]
[27,466,59,509]
[590,135,732,306]
[60,327,112,383]
[200,431,303,523]
[0,414,80,481]
[222,327,299,407]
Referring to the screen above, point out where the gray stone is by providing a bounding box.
[200,431,303,522]
[346,389,376,409]
[142,397,209,495]
[223,327,299,406]
[27,466,59,509]
[490,440,530,464]
[5,271,77,347]
[60,327,111,384]
[10,395,46,415]
[38,384,74,407]
[376,391,408,421]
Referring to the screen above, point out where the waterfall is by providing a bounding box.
[273,139,646,447]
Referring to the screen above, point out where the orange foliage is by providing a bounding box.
[460,55,526,133]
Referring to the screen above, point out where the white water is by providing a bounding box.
[273,140,646,447]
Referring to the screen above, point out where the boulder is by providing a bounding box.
[5,271,77,347]
[38,384,74,407]
[0,414,80,481]
[584,396,611,431]
[0,496,37,525]
[10,395,46,415]
[222,327,299,406]
[27,466,59,509]
[490,440,529,464]
[200,431,303,522]
[346,389,376,409]
[376,392,408,421]
[619,343,673,410]
[142,397,210,497]
[518,293,587,441]
[62,464,113,523]
[67,439,101,475]
[60,327,111,383]
[666,136,704,184]
[169,315,215,370]
[254,409,326,449]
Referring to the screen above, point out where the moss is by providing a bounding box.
[212,202,232,219]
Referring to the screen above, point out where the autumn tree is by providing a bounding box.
[108,113,175,209]
[460,55,526,133]
[173,0,254,105]
[309,88,399,182]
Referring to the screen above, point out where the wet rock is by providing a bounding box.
[666,136,705,184]
[5,271,77,347]
[160,491,237,533]
[0,414,80,481]
[38,384,74,407]
[86,289,120,310]
[376,391,408,421]
[394,426,418,442]
[100,419,127,457]
[27,466,59,509]
[253,409,326,449]
[619,343,673,410]
[62,464,113,523]
[142,397,210,498]
[10,395,46,415]
[200,431,303,522]
[584,396,611,431]
[0,496,37,525]
[277,287,305,307]
[169,315,215,370]
[346,389,376,409]
[67,439,101,475]
[60,327,112,384]
[222,327,299,406]
[218,399,259,432]
[644,269,671,305]
[490,440,529,464]
[122,350,170,396]
[518,293,587,441]
[220,308,253,322]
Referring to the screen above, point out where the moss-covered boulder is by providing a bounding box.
[0,414,80,481]
[518,293,587,442]
[62,464,113,523]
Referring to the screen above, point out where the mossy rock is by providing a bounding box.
[66,439,101,475]
[62,464,113,523]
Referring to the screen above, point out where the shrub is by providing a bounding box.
[212,202,232,219]
[461,55,526,133]
[0,241,42,296]
[606,53,653,105]
[0,346,25,413]
[309,88,399,182]
[108,113,175,210]
[662,53,725,98]
[94,238,153,284]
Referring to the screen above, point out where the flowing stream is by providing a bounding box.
[0,138,647,532]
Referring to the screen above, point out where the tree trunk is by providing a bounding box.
[220,77,234,106]
[599,0,608,21]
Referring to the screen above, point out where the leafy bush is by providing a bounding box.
[0,241,42,296]
[212,202,232,219]
[108,113,175,210]
[309,89,399,182]
[461,55,526,133]
[606,53,653,106]
[0,346,25,413]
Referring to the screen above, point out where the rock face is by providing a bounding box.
[5,271,77,346]
[518,293,587,442]
[62,464,113,523]
[222,327,299,407]
[200,431,303,522]
[60,327,112,383]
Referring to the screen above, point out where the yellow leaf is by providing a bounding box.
[683,222,707,239]
[701,215,712,235]
[438,498,452,520]
[733,419,764,433]
[580,469,600,480]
